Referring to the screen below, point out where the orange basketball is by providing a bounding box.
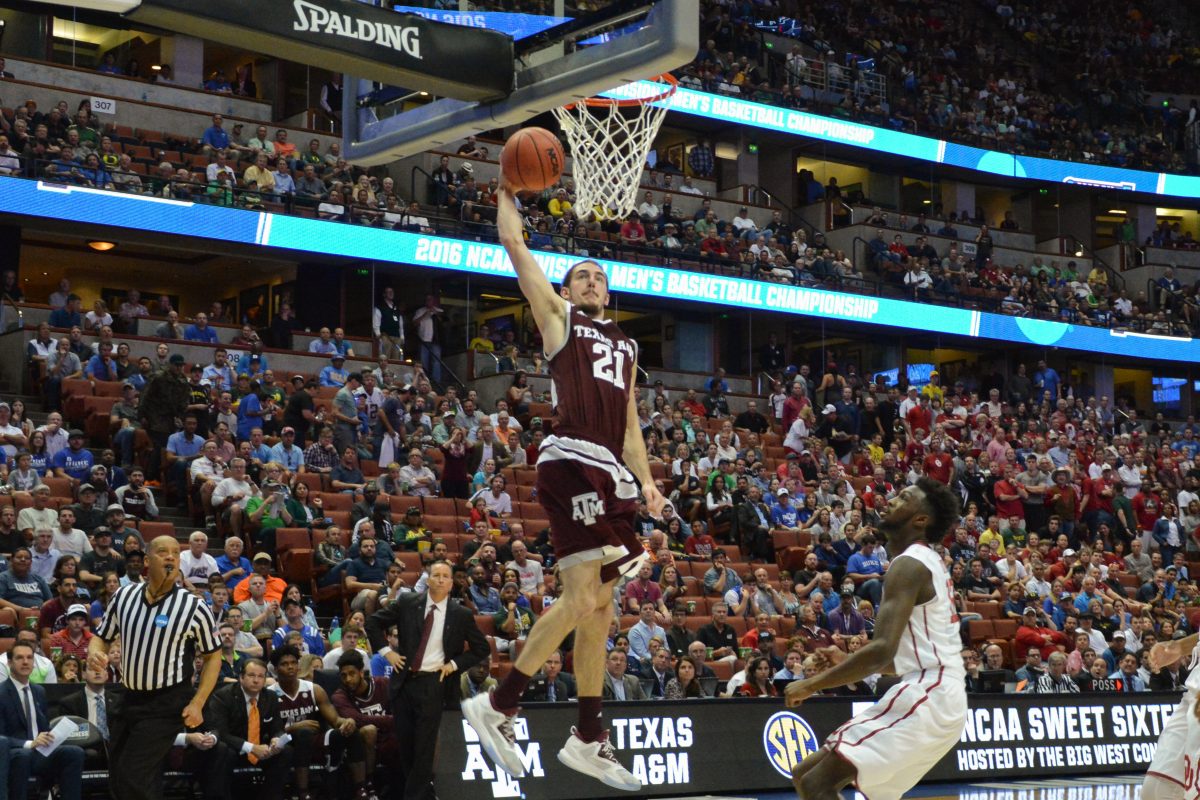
[500,127,565,192]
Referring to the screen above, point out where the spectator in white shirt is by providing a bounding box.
[180,530,220,589]
[731,207,759,240]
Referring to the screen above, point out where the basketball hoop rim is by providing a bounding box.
[565,74,679,110]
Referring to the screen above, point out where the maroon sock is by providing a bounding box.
[576,696,604,743]
[491,667,533,713]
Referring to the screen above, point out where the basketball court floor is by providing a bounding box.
[691,774,1144,800]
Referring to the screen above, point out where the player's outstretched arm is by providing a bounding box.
[786,557,929,706]
[496,185,566,353]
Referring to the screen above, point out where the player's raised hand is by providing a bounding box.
[1149,640,1182,672]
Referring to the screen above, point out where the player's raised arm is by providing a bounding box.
[786,557,929,705]
[496,185,567,354]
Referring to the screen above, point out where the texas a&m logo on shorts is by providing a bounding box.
[571,492,605,526]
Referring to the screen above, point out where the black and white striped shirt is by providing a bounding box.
[96,583,219,691]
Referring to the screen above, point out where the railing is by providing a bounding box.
[0,294,22,335]
[827,200,855,230]
[746,184,820,242]
[1061,234,1125,292]
[410,164,437,207]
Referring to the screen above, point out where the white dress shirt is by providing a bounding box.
[418,596,449,673]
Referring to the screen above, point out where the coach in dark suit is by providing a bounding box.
[367,559,489,800]
[202,658,295,800]
[0,641,85,800]
[52,664,122,767]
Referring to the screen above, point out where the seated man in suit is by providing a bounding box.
[51,661,118,767]
[522,649,573,702]
[602,649,645,701]
[643,648,674,699]
[1,641,86,800]
[203,657,296,800]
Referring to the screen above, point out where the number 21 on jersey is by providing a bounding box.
[591,342,626,389]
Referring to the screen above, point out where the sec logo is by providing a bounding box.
[763,710,820,779]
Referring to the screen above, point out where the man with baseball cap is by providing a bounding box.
[268,426,305,473]
[319,353,349,388]
[52,429,94,483]
[233,551,287,604]
[48,603,93,659]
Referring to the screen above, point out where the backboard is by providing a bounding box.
[342,0,700,166]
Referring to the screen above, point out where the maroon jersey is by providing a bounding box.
[271,679,319,727]
[548,304,637,456]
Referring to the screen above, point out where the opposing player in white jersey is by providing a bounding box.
[785,477,967,800]
[1143,633,1200,800]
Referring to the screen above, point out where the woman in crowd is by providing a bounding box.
[468,455,496,494]
[737,656,779,697]
[53,555,89,598]
[657,563,684,611]
[665,655,707,699]
[8,399,32,439]
[289,480,328,528]
[89,571,121,627]
[506,371,530,415]
[439,426,471,499]
[26,429,50,476]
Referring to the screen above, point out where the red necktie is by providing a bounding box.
[412,605,437,671]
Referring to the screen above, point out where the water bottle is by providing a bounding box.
[329,615,340,636]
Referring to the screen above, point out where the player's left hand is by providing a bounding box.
[438,662,457,681]
[182,700,204,728]
[644,484,668,518]
[785,680,814,708]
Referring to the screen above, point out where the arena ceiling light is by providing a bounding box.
[87,240,116,251]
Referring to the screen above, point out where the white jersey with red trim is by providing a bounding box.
[1184,641,1200,692]
[890,542,965,679]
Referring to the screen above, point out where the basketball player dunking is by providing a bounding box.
[461,186,666,791]
[785,477,967,800]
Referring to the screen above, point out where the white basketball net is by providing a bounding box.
[552,80,675,221]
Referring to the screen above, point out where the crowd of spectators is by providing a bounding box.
[684,0,1200,174]
[0,248,1197,794]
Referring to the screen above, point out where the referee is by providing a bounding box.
[87,535,222,800]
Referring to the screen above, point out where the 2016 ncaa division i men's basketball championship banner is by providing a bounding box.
[435,694,1180,799]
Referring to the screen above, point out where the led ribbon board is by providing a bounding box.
[391,7,571,40]
[7,177,1196,362]
[601,83,1200,200]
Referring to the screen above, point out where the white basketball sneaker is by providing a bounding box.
[556,727,642,791]
[461,690,526,779]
